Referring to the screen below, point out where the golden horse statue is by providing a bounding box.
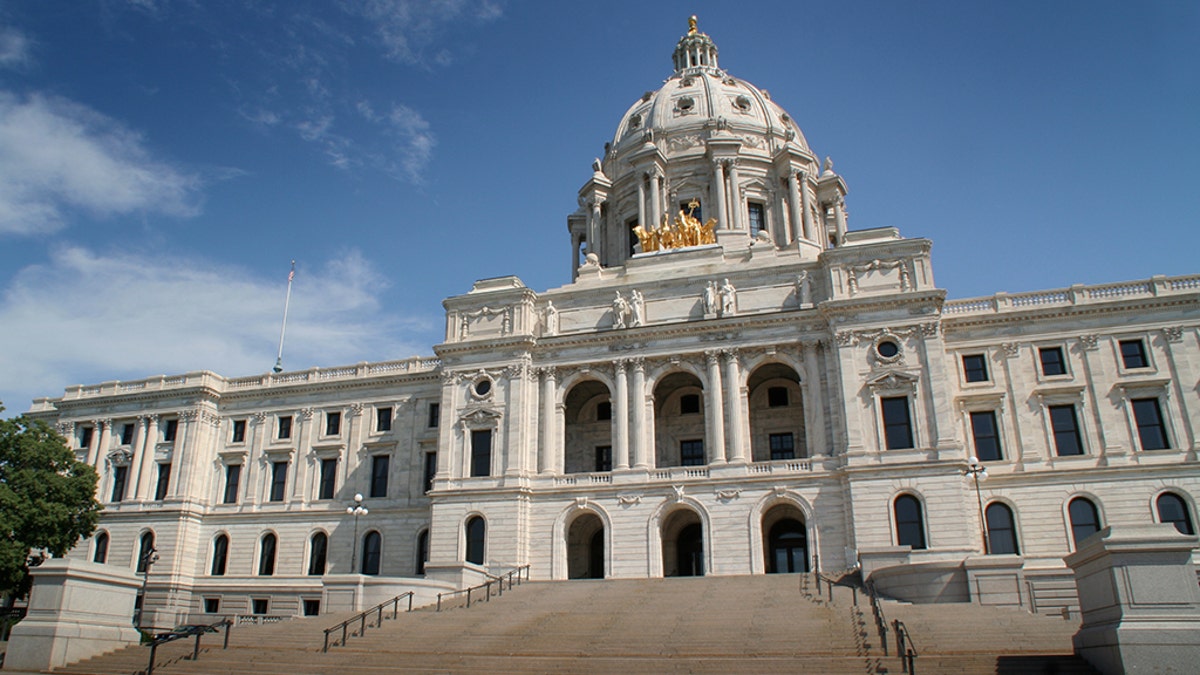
[634,199,717,253]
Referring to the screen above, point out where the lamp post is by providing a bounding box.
[136,546,159,630]
[347,493,368,573]
[964,456,989,554]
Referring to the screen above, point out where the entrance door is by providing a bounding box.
[768,519,808,573]
[676,523,705,576]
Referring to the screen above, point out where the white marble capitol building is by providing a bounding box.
[30,18,1199,625]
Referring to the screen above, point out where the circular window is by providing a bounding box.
[876,340,900,359]
[474,379,492,396]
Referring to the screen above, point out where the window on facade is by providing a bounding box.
[465,517,486,565]
[258,533,277,575]
[1039,346,1067,376]
[222,464,241,504]
[962,354,989,383]
[1049,405,1084,456]
[231,419,246,443]
[79,426,94,450]
[596,401,612,421]
[767,386,789,408]
[204,598,220,614]
[416,530,429,575]
[154,463,171,500]
[1068,497,1101,548]
[985,503,1019,555]
[376,406,392,432]
[318,458,337,500]
[361,531,382,575]
[681,200,702,223]
[162,418,178,442]
[370,455,390,498]
[252,599,268,615]
[136,532,155,574]
[277,415,292,440]
[881,396,914,450]
[627,218,640,256]
[595,446,612,472]
[894,495,927,550]
[1119,339,1149,369]
[308,532,328,575]
[970,411,1003,461]
[1156,493,1195,535]
[121,423,135,445]
[769,433,795,460]
[680,393,701,415]
[470,429,492,477]
[303,599,321,616]
[325,411,340,436]
[1131,398,1170,450]
[428,403,440,428]
[269,461,288,502]
[680,439,705,466]
[111,465,128,502]
[747,201,765,233]
[423,452,437,493]
[92,532,109,564]
[211,535,228,576]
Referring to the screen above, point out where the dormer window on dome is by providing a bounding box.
[672,16,719,75]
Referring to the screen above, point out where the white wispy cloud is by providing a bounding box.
[385,104,435,183]
[349,0,503,66]
[0,92,201,235]
[0,246,431,412]
[0,26,31,69]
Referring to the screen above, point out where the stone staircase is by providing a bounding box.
[36,574,1097,674]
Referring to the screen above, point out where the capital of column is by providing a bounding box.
[704,349,722,366]
[629,356,646,372]
[98,418,112,430]
[298,408,315,421]
[614,359,627,375]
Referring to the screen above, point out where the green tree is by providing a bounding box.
[0,402,101,601]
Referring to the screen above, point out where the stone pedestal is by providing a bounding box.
[1064,524,1200,675]
[964,554,1026,608]
[5,559,143,671]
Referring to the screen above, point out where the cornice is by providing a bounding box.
[940,296,1199,333]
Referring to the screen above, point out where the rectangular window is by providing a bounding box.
[325,411,341,436]
[767,387,789,408]
[251,599,268,615]
[222,464,241,504]
[79,426,94,450]
[470,429,492,477]
[154,463,171,500]
[303,599,320,617]
[969,411,1003,461]
[231,419,246,443]
[423,452,437,493]
[370,455,390,498]
[120,423,135,445]
[1131,398,1170,450]
[680,393,701,415]
[747,201,766,232]
[595,446,612,472]
[111,465,128,502]
[269,461,287,501]
[427,403,440,428]
[162,418,178,442]
[1119,339,1149,369]
[680,439,705,466]
[1039,346,1067,376]
[681,200,701,223]
[203,598,220,614]
[376,406,392,432]
[769,433,795,460]
[1049,405,1084,456]
[318,458,337,500]
[596,401,612,421]
[962,354,989,383]
[881,397,915,450]
[277,415,292,440]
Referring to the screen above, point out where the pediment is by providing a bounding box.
[865,370,919,392]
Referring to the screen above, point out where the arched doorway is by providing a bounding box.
[566,513,605,579]
[662,509,704,577]
[746,363,806,462]
[653,372,707,468]
[762,503,809,573]
[563,380,614,473]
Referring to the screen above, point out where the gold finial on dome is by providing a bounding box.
[688,15,698,35]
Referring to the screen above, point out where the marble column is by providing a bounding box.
[786,171,802,243]
[704,350,727,464]
[134,416,159,500]
[728,160,743,231]
[589,198,603,257]
[631,359,648,469]
[724,350,747,462]
[540,368,557,474]
[86,420,105,467]
[800,171,815,241]
[292,409,313,499]
[166,411,194,499]
[713,161,728,230]
[648,170,662,228]
[637,175,647,229]
[615,361,630,470]
[833,195,848,244]
[802,343,828,455]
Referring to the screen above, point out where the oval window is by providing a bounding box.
[877,340,900,359]
[474,379,492,396]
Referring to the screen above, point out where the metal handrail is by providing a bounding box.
[144,618,232,675]
[436,564,531,611]
[322,592,414,652]
[863,579,889,657]
[893,619,919,674]
[812,571,859,606]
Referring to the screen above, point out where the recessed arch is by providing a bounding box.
[563,379,614,474]
[464,516,486,566]
[892,493,927,550]
[653,370,707,468]
[746,362,806,462]
[1154,491,1195,535]
[92,530,109,564]
[307,531,328,576]
[566,512,606,579]
[660,506,705,577]
[1066,496,1103,550]
[361,530,382,575]
[762,503,809,573]
[984,501,1020,555]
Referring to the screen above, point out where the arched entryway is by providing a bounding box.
[746,363,806,461]
[662,509,704,577]
[566,513,605,579]
[563,380,613,474]
[762,504,809,573]
[653,371,707,468]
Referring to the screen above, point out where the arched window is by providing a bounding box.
[465,516,486,565]
[92,531,109,564]
[416,529,429,575]
[258,533,277,575]
[893,495,927,550]
[361,531,382,575]
[308,532,328,576]
[136,531,156,574]
[1068,497,1102,549]
[211,534,229,576]
[1156,493,1195,535]
[985,503,1019,555]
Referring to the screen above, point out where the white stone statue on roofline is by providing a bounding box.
[629,289,645,327]
[796,271,812,307]
[719,278,737,317]
[702,280,718,316]
[543,301,559,336]
[612,291,629,329]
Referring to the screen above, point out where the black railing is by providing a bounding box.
[322,592,414,653]
[893,619,918,674]
[144,619,232,675]
[812,571,859,606]
[436,564,531,612]
[863,579,889,657]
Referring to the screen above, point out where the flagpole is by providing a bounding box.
[273,260,295,373]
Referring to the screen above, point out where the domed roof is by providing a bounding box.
[609,17,810,155]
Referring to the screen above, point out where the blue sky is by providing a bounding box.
[1,1,1197,415]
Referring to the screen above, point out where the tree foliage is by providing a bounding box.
[0,403,102,599]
